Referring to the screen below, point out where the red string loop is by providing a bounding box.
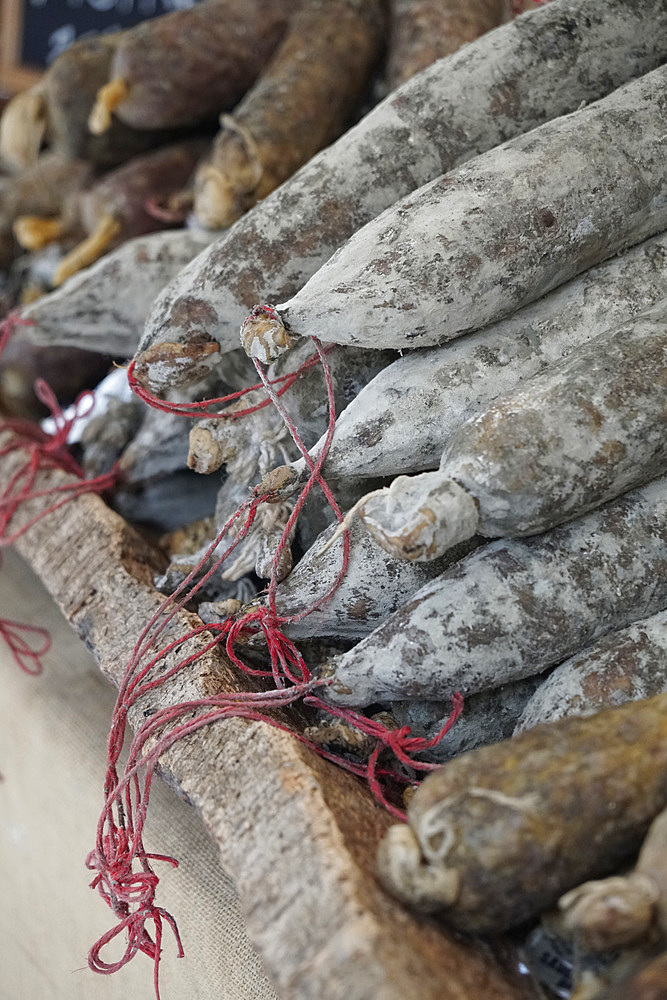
[0,376,120,547]
[0,614,51,674]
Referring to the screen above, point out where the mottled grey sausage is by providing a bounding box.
[267,516,478,641]
[21,228,216,358]
[287,232,667,483]
[324,478,667,706]
[243,66,667,359]
[515,610,667,732]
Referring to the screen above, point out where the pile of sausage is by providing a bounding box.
[3,2,667,996]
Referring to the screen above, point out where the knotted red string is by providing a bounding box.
[0,311,119,672]
[90,334,463,998]
[0,378,119,545]
[126,343,334,420]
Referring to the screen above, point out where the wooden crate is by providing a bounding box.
[2,444,532,1000]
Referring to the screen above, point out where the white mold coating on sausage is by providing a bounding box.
[325,478,667,706]
[294,232,667,482]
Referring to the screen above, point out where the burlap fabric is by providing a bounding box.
[0,547,279,1000]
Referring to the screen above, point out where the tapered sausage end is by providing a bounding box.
[132,338,221,394]
[558,875,659,952]
[255,463,302,499]
[193,118,264,229]
[13,215,66,252]
[0,87,48,172]
[88,78,129,135]
[187,425,227,474]
[240,304,299,362]
[360,474,480,560]
[377,822,462,912]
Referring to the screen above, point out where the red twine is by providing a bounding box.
[126,342,334,421]
[90,333,464,998]
[0,311,120,671]
[0,381,119,546]
[0,549,51,674]
[0,617,51,674]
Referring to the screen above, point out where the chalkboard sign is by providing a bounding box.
[0,0,200,94]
